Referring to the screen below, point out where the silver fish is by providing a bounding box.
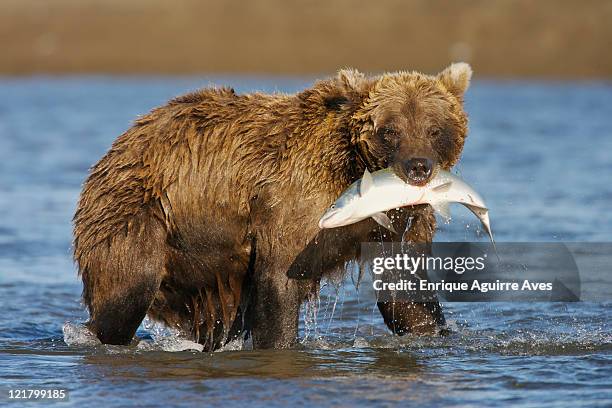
[318,168,493,243]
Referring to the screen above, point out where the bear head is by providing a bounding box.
[329,63,472,185]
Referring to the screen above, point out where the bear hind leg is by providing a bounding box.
[87,279,160,345]
[79,215,166,345]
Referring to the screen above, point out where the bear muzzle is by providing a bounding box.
[394,157,435,186]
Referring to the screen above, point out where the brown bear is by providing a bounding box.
[73,63,472,350]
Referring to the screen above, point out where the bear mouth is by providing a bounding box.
[406,174,430,186]
[392,162,438,187]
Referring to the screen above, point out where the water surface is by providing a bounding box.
[0,77,610,407]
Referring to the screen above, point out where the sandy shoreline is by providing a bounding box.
[0,0,611,78]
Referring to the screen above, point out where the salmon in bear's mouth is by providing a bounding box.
[318,166,493,244]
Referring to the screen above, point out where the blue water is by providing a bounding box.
[0,77,610,407]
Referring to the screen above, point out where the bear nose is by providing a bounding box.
[402,158,433,185]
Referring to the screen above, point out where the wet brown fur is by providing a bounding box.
[73,64,472,349]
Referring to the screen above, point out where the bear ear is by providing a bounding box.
[437,62,472,98]
[322,68,369,111]
[337,68,366,91]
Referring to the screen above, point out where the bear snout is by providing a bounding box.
[394,157,435,186]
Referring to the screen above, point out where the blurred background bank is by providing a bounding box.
[0,0,610,78]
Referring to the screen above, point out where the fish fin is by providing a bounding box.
[465,204,497,250]
[371,212,397,234]
[432,202,452,221]
[432,181,452,192]
[360,168,374,196]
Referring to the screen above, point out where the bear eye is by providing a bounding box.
[378,127,398,137]
[429,128,442,137]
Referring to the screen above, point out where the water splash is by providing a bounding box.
[62,319,206,352]
[142,316,182,341]
[62,321,101,347]
[325,283,342,334]
[301,292,320,342]
[137,338,204,352]
[352,337,369,348]
[215,336,247,352]
[140,316,204,352]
